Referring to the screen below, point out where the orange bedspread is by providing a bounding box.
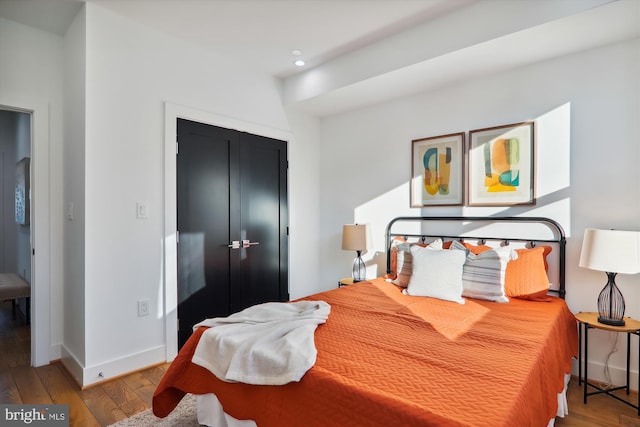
[153,278,578,427]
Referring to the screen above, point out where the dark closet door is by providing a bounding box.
[177,119,288,348]
[232,132,289,312]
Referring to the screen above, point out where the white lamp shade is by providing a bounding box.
[579,228,640,274]
[341,224,372,251]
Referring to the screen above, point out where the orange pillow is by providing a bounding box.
[443,240,492,254]
[504,246,552,301]
[461,242,493,255]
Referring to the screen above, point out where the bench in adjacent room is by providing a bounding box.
[0,273,31,323]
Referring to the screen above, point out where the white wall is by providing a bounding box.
[62,5,87,379]
[318,38,640,387]
[284,109,322,300]
[74,3,314,385]
[0,16,64,366]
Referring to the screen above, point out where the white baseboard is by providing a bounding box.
[60,344,167,388]
[60,344,84,386]
[50,343,62,361]
[573,358,639,392]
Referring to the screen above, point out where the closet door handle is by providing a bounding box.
[227,240,260,249]
[242,239,260,248]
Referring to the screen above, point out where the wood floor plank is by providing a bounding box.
[100,377,147,417]
[0,346,9,373]
[140,364,168,386]
[0,369,22,404]
[0,337,29,368]
[11,364,53,404]
[79,383,127,426]
[120,370,156,406]
[14,323,30,342]
[36,363,101,427]
[620,414,640,427]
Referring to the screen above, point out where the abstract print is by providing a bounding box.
[411,132,464,206]
[483,138,519,192]
[423,145,452,196]
[468,121,533,206]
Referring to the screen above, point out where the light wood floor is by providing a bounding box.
[1,301,639,426]
[0,301,169,426]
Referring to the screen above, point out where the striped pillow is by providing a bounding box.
[450,240,517,303]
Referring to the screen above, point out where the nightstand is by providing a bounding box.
[576,311,640,414]
[338,278,354,288]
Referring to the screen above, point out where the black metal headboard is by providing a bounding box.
[385,216,566,299]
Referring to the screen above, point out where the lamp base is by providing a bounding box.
[597,316,625,327]
[597,272,626,328]
[352,250,366,282]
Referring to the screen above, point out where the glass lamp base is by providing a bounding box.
[352,253,366,282]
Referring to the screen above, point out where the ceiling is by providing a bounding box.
[0,0,472,78]
[0,0,82,35]
[1,0,638,117]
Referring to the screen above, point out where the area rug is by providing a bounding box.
[108,393,199,426]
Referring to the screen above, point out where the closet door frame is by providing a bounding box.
[164,103,291,361]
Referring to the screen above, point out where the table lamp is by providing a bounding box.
[342,224,372,282]
[579,228,640,326]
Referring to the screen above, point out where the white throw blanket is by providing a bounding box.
[192,300,331,385]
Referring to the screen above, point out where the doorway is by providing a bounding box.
[176,119,288,347]
[0,109,32,363]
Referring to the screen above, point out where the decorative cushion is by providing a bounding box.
[403,246,466,304]
[461,242,493,255]
[504,246,552,301]
[388,238,442,288]
[443,240,492,254]
[385,237,404,281]
[449,240,516,303]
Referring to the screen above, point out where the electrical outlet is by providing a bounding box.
[137,299,150,317]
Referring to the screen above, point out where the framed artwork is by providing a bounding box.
[411,132,464,207]
[15,157,30,225]
[468,122,534,206]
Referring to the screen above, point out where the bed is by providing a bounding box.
[153,216,578,427]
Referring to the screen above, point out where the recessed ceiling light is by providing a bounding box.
[294,59,305,67]
[291,49,302,56]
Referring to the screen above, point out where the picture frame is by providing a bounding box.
[15,157,30,225]
[468,122,534,206]
[411,132,464,207]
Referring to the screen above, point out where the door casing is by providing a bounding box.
[0,101,49,368]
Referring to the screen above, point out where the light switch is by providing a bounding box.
[136,201,149,219]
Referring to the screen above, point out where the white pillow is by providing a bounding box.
[403,245,466,304]
[449,240,517,303]
[391,238,443,287]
